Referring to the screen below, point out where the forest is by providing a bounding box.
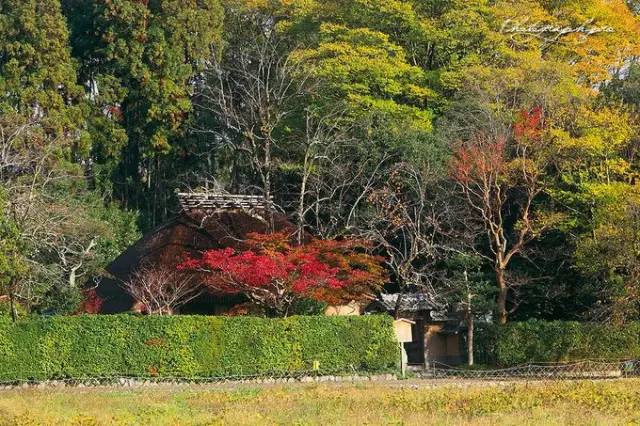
[1,0,640,325]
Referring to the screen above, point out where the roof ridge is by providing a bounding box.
[177,192,273,211]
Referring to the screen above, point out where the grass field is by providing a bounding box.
[1,379,639,425]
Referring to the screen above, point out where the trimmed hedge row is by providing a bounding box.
[0,315,398,381]
[475,320,640,366]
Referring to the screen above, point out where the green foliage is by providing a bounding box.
[0,0,84,136]
[2,172,139,314]
[288,298,329,316]
[61,0,225,226]
[294,23,435,132]
[442,254,496,316]
[572,184,640,323]
[0,189,25,291]
[38,285,84,316]
[86,0,224,154]
[603,61,640,110]
[0,315,398,381]
[22,186,140,315]
[0,300,27,318]
[475,320,640,365]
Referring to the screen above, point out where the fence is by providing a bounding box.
[0,363,396,388]
[420,359,640,380]
[2,360,640,389]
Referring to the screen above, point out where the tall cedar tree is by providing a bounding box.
[62,0,224,225]
[0,0,83,137]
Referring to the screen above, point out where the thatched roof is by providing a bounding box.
[106,208,297,282]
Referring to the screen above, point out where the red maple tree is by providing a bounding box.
[178,233,386,315]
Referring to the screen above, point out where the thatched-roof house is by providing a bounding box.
[94,193,299,314]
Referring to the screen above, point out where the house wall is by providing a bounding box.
[424,324,463,365]
[324,301,361,316]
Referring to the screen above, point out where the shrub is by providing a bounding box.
[0,299,27,318]
[475,320,640,366]
[0,314,398,381]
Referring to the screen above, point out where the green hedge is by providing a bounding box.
[0,315,398,381]
[475,320,640,366]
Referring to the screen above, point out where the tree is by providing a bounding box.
[62,0,225,226]
[191,0,442,241]
[565,60,640,323]
[0,0,144,314]
[285,18,440,239]
[123,265,203,315]
[29,192,139,290]
[289,106,353,244]
[292,22,435,133]
[0,0,83,136]
[451,108,551,324]
[364,162,454,310]
[542,65,640,321]
[0,189,26,321]
[440,254,494,366]
[178,232,386,316]
[194,9,310,227]
[603,61,640,110]
[0,112,140,314]
[574,184,640,324]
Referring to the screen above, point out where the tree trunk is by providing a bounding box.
[496,267,508,325]
[264,138,274,232]
[466,312,474,366]
[69,267,77,288]
[297,167,308,245]
[393,289,406,320]
[9,286,17,323]
[465,271,474,366]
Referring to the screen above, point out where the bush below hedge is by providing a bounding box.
[475,320,640,366]
[0,315,398,381]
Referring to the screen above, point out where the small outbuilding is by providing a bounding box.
[366,293,466,366]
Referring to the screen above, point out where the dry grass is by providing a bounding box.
[0,379,639,425]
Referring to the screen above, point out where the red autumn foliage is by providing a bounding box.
[80,288,104,314]
[452,107,544,185]
[178,233,387,315]
[106,105,123,121]
[514,106,543,143]
[451,134,507,185]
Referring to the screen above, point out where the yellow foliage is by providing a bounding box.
[494,0,640,83]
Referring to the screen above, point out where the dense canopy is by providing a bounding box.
[1,0,640,323]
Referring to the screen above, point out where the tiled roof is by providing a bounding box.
[378,293,441,313]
